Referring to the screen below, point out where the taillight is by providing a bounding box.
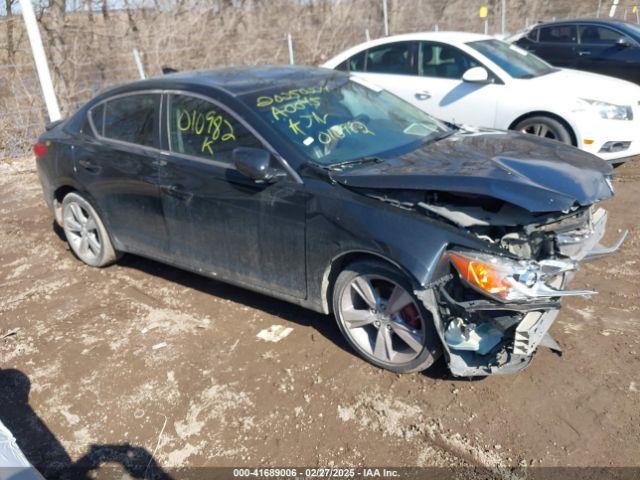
[33,142,48,159]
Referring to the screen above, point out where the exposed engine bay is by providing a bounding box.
[360,187,627,376]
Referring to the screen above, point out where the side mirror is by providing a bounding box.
[462,66,490,84]
[233,147,283,183]
[616,37,632,48]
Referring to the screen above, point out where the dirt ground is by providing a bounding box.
[1,154,639,477]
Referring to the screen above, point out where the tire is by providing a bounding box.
[513,115,572,145]
[332,260,441,373]
[61,192,118,267]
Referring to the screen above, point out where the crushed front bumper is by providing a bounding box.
[416,208,627,377]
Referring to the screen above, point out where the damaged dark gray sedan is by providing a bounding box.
[35,66,626,376]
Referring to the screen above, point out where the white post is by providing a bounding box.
[637,8,640,24]
[19,0,60,121]
[596,0,602,17]
[624,6,628,20]
[365,28,371,42]
[382,0,389,36]
[501,0,506,34]
[484,18,488,35]
[132,48,145,79]
[287,33,294,65]
[609,0,619,18]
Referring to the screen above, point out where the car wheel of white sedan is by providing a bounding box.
[61,192,118,267]
[513,115,572,144]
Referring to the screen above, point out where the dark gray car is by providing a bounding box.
[34,66,625,376]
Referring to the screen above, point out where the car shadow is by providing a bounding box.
[115,253,352,355]
[53,221,471,379]
[53,219,347,353]
[0,368,172,480]
[116,255,482,381]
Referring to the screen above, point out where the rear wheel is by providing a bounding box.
[61,192,118,267]
[332,260,441,373]
[513,115,572,144]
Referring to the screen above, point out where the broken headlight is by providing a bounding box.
[447,250,594,303]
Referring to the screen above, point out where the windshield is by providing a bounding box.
[467,39,556,79]
[623,23,640,38]
[244,74,451,166]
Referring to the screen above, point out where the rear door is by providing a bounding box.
[536,24,578,67]
[159,92,308,298]
[344,41,420,105]
[74,93,168,257]
[577,24,640,82]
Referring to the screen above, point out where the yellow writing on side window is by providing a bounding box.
[177,109,236,155]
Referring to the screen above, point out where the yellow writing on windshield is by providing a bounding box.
[256,86,329,108]
[255,83,377,149]
[318,121,375,145]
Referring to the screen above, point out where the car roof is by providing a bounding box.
[533,18,636,28]
[322,31,494,69]
[358,31,491,44]
[98,65,344,99]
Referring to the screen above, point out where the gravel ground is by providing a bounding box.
[1,155,639,478]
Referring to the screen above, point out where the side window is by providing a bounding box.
[526,27,539,42]
[364,42,415,75]
[539,25,577,43]
[102,94,159,147]
[579,25,626,45]
[335,60,349,72]
[167,94,261,165]
[346,51,366,72]
[419,42,480,79]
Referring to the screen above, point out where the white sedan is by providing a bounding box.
[323,32,640,164]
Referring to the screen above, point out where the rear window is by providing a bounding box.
[539,25,577,44]
[364,42,415,75]
[101,94,159,147]
[342,51,366,72]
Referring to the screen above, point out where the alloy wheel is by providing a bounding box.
[338,274,426,365]
[520,123,558,140]
[63,201,103,264]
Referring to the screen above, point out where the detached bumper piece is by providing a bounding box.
[417,207,627,377]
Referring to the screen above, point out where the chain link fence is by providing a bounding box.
[0,0,638,160]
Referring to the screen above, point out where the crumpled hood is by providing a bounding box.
[331,130,613,213]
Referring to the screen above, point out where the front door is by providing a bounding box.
[159,93,308,298]
[577,24,640,83]
[73,93,167,257]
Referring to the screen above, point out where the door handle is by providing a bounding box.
[414,91,432,101]
[160,184,193,202]
[78,158,100,173]
[151,158,167,167]
[578,50,591,56]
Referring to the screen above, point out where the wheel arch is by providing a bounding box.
[320,250,420,315]
[508,111,578,146]
[52,184,79,224]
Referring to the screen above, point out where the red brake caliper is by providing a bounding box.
[401,303,421,329]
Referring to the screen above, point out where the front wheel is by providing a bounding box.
[512,115,572,144]
[332,260,441,373]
